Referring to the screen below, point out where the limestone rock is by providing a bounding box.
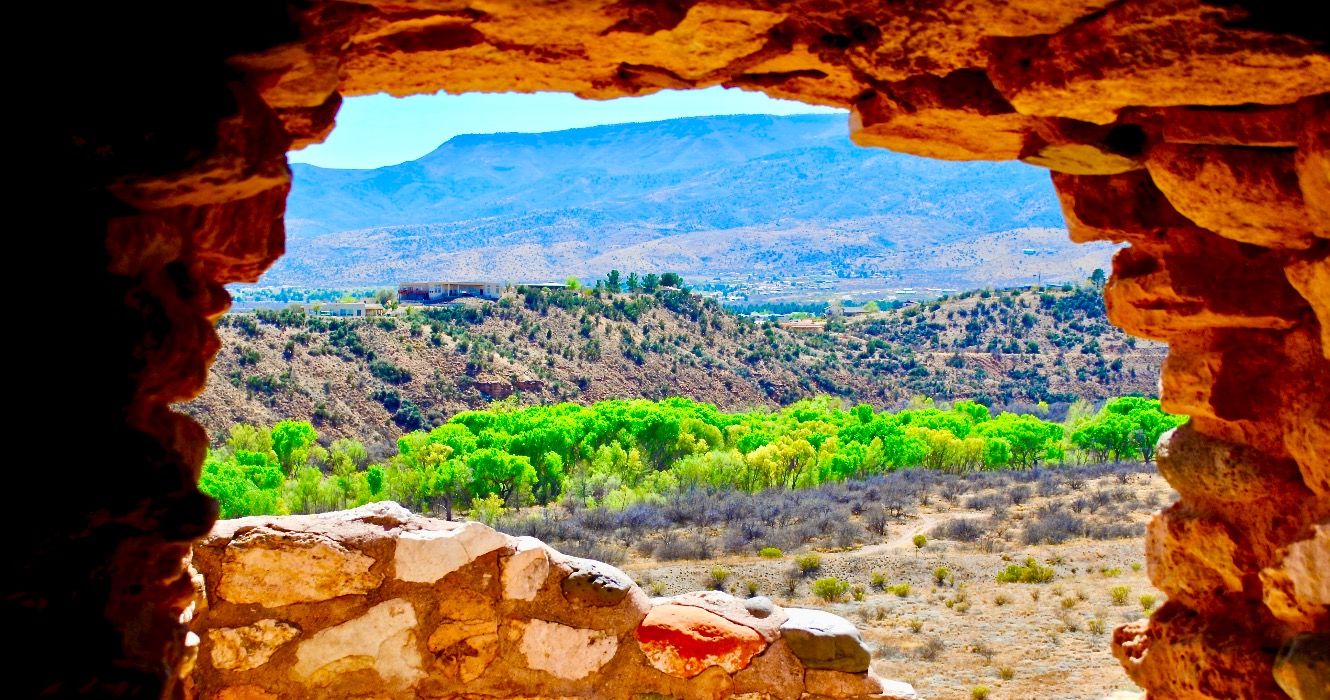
[1155,424,1307,504]
[217,529,381,607]
[732,639,805,700]
[1274,633,1330,700]
[805,669,918,700]
[207,619,300,671]
[428,589,499,681]
[559,557,634,608]
[394,521,510,583]
[291,598,425,689]
[519,619,619,680]
[657,590,788,642]
[1146,144,1315,250]
[778,608,871,673]
[635,603,767,678]
[503,536,551,601]
[1261,524,1330,630]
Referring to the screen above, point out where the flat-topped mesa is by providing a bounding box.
[188,502,917,700]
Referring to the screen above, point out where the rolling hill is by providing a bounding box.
[183,284,1164,447]
[271,114,1113,288]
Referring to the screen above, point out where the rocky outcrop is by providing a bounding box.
[35,0,1330,696]
[188,503,911,700]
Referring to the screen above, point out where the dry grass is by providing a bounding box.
[618,467,1173,700]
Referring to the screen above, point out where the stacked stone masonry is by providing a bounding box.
[26,0,1329,697]
[188,503,918,700]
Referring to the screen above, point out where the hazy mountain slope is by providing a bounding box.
[272,115,1106,287]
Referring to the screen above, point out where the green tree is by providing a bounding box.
[642,273,660,292]
[606,269,622,293]
[271,420,318,475]
[1091,268,1107,288]
[565,276,581,290]
[660,272,683,288]
[626,272,641,292]
[467,448,536,502]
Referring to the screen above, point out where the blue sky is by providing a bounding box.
[290,86,844,169]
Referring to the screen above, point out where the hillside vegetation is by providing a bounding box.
[183,282,1165,448]
[200,395,1182,522]
[274,114,1113,288]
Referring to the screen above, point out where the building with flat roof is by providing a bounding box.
[398,281,501,302]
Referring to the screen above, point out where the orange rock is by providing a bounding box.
[987,0,1330,125]
[850,70,1037,161]
[1112,603,1284,699]
[1145,502,1248,610]
[635,603,767,678]
[1146,144,1315,249]
[1156,105,1300,147]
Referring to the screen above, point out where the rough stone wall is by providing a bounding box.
[188,503,918,700]
[24,0,1329,697]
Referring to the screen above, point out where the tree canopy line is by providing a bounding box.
[200,395,1183,519]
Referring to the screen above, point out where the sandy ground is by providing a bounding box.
[620,472,1173,700]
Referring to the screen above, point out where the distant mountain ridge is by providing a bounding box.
[273,114,1113,287]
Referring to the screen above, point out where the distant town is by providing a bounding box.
[227,273,1078,332]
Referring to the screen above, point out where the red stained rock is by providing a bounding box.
[635,603,767,678]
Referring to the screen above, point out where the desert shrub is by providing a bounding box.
[795,553,823,575]
[1023,511,1087,545]
[863,505,890,536]
[369,359,412,384]
[971,642,995,663]
[913,534,927,551]
[812,577,851,602]
[888,583,911,598]
[709,566,730,589]
[1140,594,1157,611]
[1110,585,1130,605]
[743,579,760,597]
[907,619,924,633]
[648,580,667,597]
[1131,562,1142,572]
[993,593,1011,606]
[1088,618,1106,634]
[759,546,784,559]
[933,566,951,586]
[1101,567,1123,577]
[971,687,991,700]
[918,637,945,661]
[657,536,709,561]
[934,517,983,543]
[996,557,1056,583]
[870,571,886,588]
[1008,484,1032,505]
[1060,596,1078,609]
[851,584,866,601]
[998,666,1014,681]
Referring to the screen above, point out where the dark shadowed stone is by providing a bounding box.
[1274,633,1330,700]
[560,558,633,607]
[778,607,871,672]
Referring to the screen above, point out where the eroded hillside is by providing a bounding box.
[183,285,1164,447]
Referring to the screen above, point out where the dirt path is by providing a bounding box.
[852,511,986,557]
